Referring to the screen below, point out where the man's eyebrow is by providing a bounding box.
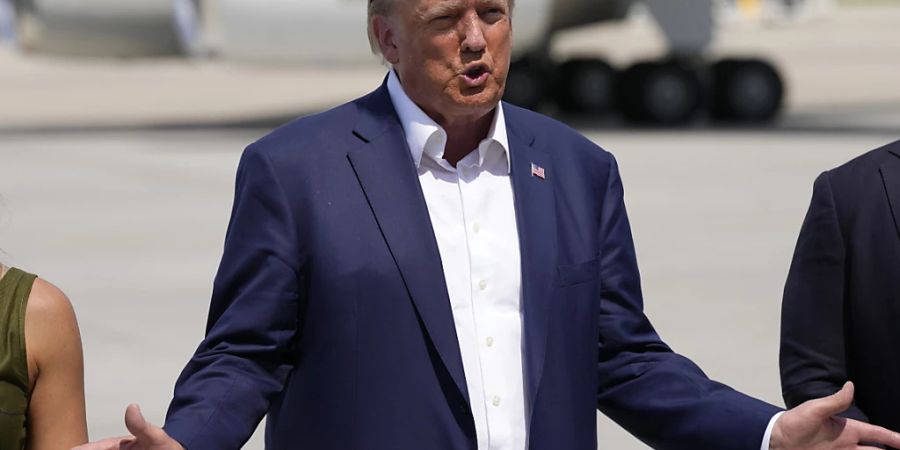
[415,0,508,21]
[476,0,507,9]
[417,1,465,20]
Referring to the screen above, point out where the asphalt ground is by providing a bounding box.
[0,3,898,448]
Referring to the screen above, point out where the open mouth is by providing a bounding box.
[461,64,491,85]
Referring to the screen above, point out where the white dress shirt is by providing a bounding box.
[388,70,528,450]
[385,70,781,450]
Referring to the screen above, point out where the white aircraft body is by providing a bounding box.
[1,0,181,55]
[183,0,555,65]
[0,0,829,123]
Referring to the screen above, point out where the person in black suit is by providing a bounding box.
[781,140,900,432]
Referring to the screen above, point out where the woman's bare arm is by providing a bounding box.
[24,278,88,450]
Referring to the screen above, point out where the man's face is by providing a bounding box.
[377,0,512,123]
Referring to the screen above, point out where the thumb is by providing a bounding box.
[124,404,163,442]
[809,381,855,418]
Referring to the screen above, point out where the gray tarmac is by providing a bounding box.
[1,3,899,448]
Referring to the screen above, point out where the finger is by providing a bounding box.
[70,436,132,450]
[854,421,900,448]
[808,381,855,418]
[124,404,150,439]
[118,437,138,450]
[124,404,166,442]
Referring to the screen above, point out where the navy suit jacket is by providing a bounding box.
[781,141,900,435]
[163,80,780,450]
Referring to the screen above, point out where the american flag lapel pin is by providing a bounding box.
[531,162,546,180]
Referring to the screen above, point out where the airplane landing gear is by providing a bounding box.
[502,58,549,113]
[173,0,203,56]
[619,60,703,125]
[557,58,617,115]
[711,58,784,122]
[502,56,785,126]
[0,0,16,45]
[501,0,787,126]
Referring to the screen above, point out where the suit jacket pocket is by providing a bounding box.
[557,257,600,287]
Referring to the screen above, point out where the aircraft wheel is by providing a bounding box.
[619,61,702,125]
[712,59,784,122]
[503,58,549,112]
[557,58,617,115]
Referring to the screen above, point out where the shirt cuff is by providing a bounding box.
[760,411,786,450]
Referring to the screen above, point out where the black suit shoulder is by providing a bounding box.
[820,140,900,229]
[827,140,900,186]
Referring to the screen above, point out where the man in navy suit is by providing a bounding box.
[77,0,900,449]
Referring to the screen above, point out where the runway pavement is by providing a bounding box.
[0,3,898,448]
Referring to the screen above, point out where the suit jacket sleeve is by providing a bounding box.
[595,154,781,450]
[163,145,304,449]
[779,171,869,422]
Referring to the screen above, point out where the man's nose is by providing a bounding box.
[460,15,487,53]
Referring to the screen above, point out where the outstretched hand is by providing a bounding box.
[771,382,900,449]
[71,404,184,450]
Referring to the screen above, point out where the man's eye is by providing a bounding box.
[430,13,456,22]
[431,15,455,27]
[481,9,504,22]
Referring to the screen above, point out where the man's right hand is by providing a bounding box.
[72,404,184,450]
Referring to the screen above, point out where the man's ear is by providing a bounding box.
[372,15,400,65]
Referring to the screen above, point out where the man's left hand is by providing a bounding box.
[770,382,900,449]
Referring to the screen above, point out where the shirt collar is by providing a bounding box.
[386,69,510,173]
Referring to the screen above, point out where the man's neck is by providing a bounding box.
[440,112,494,167]
[391,69,496,167]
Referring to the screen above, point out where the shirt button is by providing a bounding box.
[478,280,487,290]
[473,223,480,233]
[486,336,494,347]
[492,396,501,407]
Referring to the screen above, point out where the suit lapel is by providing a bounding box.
[881,148,900,241]
[347,83,470,404]
[506,105,557,422]
[346,91,559,420]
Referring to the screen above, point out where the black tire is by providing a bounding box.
[619,61,702,125]
[557,58,617,115]
[503,58,549,112]
[712,58,784,122]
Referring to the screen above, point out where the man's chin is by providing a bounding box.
[450,87,503,110]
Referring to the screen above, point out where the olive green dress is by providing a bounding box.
[0,267,36,450]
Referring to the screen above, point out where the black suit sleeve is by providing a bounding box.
[780,171,869,422]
